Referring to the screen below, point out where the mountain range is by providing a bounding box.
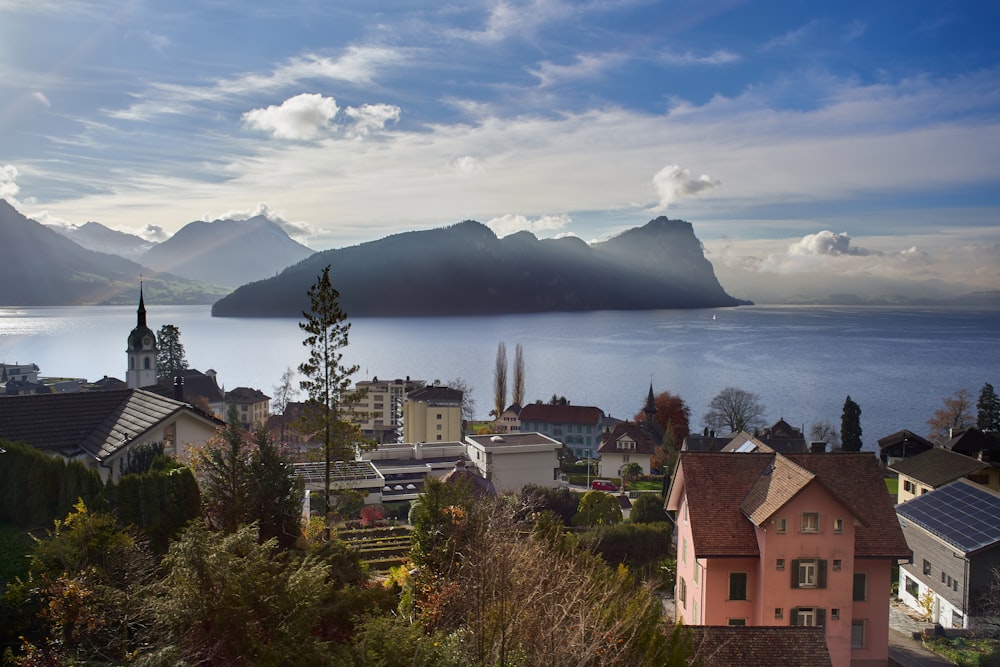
[212,217,748,318]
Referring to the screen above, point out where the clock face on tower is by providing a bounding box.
[143,335,152,347]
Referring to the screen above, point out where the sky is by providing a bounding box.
[1,0,999,302]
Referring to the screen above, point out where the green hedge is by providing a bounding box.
[0,440,105,530]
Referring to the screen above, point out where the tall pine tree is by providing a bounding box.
[841,395,863,451]
[977,383,1000,432]
[156,324,188,384]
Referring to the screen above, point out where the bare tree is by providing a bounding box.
[512,343,525,407]
[447,377,476,422]
[703,386,766,434]
[271,366,298,416]
[493,342,507,417]
[928,388,975,442]
[809,419,840,448]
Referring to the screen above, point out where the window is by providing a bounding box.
[775,608,784,620]
[729,572,748,601]
[693,563,699,583]
[851,620,865,648]
[833,559,842,571]
[727,618,746,626]
[436,413,442,419]
[833,518,845,533]
[792,559,827,589]
[923,559,932,576]
[679,578,686,605]
[952,611,964,628]
[831,608,840,620]
[853,573,867,602]
[143,357,151,369]
[776,558,785,571]
[776,517,787,534]
[903,480,914,492]
[791,607,825,627]
[801,512,819,533]
[436,423,442,430]
[947,575,953,588]
[905,576,919,598]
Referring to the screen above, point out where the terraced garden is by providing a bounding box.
[339,525,413,571]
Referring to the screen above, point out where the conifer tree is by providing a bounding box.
[298,265,360,531]
[512,343,525,407]
[977,382,1000,433]
[841,395,863,451]
[493,341,508,417]
[155,324,188,384]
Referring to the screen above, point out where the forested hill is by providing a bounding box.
[212,217,748,318]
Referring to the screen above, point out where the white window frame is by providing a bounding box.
[798,560,818,588]
[801,512,820,533]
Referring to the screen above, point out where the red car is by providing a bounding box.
[590,479,618,492]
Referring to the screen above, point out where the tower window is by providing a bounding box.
[143,357,150,369]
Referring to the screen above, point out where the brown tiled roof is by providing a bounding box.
[597,421,660,455]
[672,452,775,557]
[671,451,911,560]
[784,453,911,559]
[878,429,935,453]
[686,626,832,667]
[518,403,604,425]
[740,454,814,525]
[889,446,988,488]
[0,388,221,463]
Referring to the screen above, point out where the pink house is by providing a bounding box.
[666,452,911,667]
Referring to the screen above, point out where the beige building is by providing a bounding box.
[402,385,463,443]
[224,386,270,426]
[353,377,425,443]
[464,432,562,492]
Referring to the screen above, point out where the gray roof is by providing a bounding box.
[897,478,1000,556]
[888,447,988,488]
[0,388,221,462]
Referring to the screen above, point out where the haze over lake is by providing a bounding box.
[2,304,997,450]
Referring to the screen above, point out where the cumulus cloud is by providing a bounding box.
[788,230,880,257]
[205,202,314,240]
[139,224,168,242]
[486,213,571,237]
[651,163,720,212]
[452,155,484,175]
[344,103,401,136]
[242,93,339,140]
[0,164,21,201]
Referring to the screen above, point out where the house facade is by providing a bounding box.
[224,386,271,426]
[352,376,425,443]
[403,385,463,443]
[667,451,911,667]
[518,403,606,459]
[597,421,659,477]
[464,432,562,492]
[896,479,1000,630]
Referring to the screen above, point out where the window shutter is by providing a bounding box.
[817,608,826,626]
[790,608,799,626]
[791,560,800,588]
[818,560,828,589]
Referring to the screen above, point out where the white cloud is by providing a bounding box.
[651,164,720,212]
[456,0,570,43]
[763,21,817,50]
[486,213,571,237]
[659,49,741,66]
[242,93,340,141]
[344,103,401,136]
[788,230,879,257]
[0,164,21,201]
[452,155,484,175]
[203,202,314,241]
[139,224,168,242]
[31,91,51,108]
[529,52,625,87]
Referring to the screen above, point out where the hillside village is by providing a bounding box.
[2,289,1000,666]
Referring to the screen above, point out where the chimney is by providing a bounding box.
[173,375,184,402]
[810,441,826,453]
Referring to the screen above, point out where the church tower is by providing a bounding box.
[126,283,158,388]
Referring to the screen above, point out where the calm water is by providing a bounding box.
[1,304,998,450]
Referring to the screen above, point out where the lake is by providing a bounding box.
[1,304,998,450]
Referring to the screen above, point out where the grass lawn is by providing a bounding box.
[884,478,898,496]
[0,524,34,584]
[628,480,665,492]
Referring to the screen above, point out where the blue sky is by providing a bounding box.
[1,0,998,301]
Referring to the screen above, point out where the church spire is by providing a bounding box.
[137,281,147,328]
[644,381,657,423]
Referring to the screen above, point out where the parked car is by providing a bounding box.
[590,479,618,492]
